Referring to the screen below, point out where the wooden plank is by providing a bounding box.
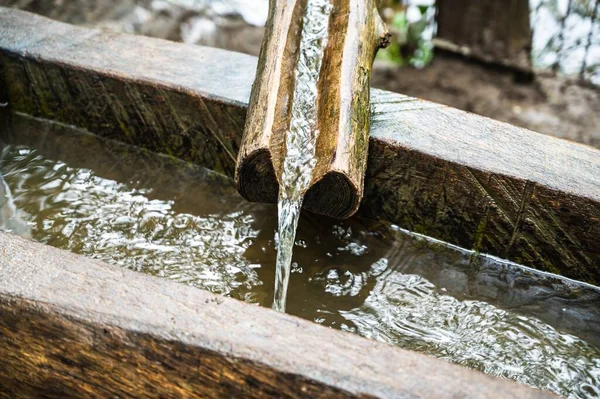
[364,93,600,284]
[0,8,598,283]
[435,0,533,72]
[0,232,554,398]
[0,7,254,177]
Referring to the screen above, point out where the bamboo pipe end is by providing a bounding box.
[235,149,279,205]
[235,157,362,219]
[304,171,361,219]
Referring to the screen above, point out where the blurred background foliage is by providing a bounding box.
[376,0,599,82]
[377,0,599,83]
[531,0,599,81]
[9,0,595,81]
[377,0,436,68]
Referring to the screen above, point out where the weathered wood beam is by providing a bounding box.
[435,0,533,72]
[0,8,598,283]
[0,232,554,398]
[236,0,389,219]
[0,7,253,177]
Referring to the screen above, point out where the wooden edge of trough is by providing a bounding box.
[0,7,598,285]
[0,231,555,398]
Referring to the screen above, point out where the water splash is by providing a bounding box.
[272,0,333,312]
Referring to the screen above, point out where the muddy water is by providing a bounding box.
[1,117,600,398]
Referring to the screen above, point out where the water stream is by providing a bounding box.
[273,0,333,312]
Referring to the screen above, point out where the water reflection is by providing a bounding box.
[1,116,599,398]
[342,267,600,397]
[0,169,30,237]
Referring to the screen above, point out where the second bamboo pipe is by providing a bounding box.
[235,0,389,219]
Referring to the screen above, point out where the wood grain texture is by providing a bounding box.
[0,8,598,283]
[0,7,252,176]
[365,92,600,283]
[0,232,555,399]
[236,0,389,219]
[435,0,533,72]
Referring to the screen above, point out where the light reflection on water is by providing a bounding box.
[0,143,261,296]
[341,269,600,397]
[1,119,599,398]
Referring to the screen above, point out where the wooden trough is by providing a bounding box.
[0,7,598,398]
[0,231,556,399]
[1,8,598,284]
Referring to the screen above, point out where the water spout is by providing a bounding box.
[235,0,389,311]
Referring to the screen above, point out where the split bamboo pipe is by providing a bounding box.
[235,0,389,219]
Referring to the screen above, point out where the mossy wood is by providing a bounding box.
[0,232,556,399]
[1,8,598,283]
[236,0,389,219]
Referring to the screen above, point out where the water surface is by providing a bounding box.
[1,116,599,398]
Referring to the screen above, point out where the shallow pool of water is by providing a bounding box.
[1,115,599,398]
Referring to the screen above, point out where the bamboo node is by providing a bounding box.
[379,31,391,49]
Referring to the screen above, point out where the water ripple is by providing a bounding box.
[1,147,261,295]
[1,141,599,398]
[338,263,600,398]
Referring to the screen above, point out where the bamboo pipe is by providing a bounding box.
[235,0,389,219]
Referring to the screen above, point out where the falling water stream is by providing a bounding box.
[272,0,333,312]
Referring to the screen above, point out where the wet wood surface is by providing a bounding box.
[0,8,598,283]
[236,0,389,218]
[436,0,533,72]
[0,231,556,399]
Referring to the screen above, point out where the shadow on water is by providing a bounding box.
[1,113,600,398]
